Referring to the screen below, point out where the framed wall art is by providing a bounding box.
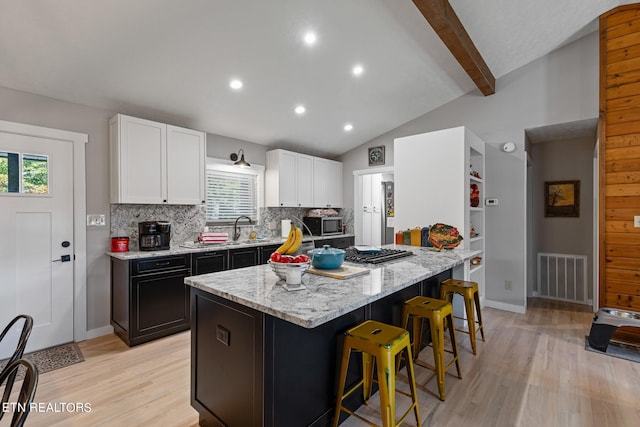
[368,146,385,166]
[545,180,579,217]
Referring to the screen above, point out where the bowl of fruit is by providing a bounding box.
[268,221,311,281]
[268,252,311,281]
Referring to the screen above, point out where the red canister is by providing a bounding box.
[111,237,130,252]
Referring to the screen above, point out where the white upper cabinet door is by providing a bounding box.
[110,114,167,204]
[266,149,341,208]
[326,160,343,208]
[278,150,298,207]
[297,154,314,207]
[265,149,301,207]
[313,157,342,207]
[166,125,205,205]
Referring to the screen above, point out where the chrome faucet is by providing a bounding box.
[233,216,252,241]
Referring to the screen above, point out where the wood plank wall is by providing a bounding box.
[600,4,640,343]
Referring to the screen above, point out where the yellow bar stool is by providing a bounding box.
[401,296,462,401]
[332,320,421,427]
[440,278,486,355]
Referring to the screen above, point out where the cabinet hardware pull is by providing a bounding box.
[156,261,171,266]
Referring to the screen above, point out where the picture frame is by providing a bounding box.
[368,145,385,166]
[545,180,579,217]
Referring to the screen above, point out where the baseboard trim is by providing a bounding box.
[484,299,526,314]
[84,325,114,340]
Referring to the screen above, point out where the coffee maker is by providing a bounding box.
[138,221,171,251]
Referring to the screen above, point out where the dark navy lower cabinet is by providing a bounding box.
[111,254,191,346]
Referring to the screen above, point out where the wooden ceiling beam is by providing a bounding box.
[412,0,495,95]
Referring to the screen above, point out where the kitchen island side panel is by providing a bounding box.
[191,289,264,427]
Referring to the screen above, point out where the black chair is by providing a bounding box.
[0,315,34,410]
[0,359,38,427]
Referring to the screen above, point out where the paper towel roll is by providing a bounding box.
[281,219,291,238]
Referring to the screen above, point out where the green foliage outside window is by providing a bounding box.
[0,156,7,192]
[0,152,48,194]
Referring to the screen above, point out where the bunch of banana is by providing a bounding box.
[276,222,303,254]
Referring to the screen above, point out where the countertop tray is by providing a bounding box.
[307,265,370,280]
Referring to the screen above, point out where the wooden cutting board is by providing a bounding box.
[307,265,370,279]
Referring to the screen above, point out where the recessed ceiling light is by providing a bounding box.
[344,123,353,132]
[352,65,364,76]
[303,31,317,46]
[294,105,306,115]
[229,79,243,90]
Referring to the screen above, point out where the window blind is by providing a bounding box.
[206,168,257,223]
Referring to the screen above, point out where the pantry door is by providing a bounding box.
[0,131,75,353]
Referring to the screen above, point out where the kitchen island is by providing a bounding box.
[185,245,481,427]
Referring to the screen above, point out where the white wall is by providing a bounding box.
[0,85,265,336]
[339,30,600,311]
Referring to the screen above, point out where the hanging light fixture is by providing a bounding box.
[230,149,251,168]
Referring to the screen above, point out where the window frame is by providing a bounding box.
[204,158,264,226]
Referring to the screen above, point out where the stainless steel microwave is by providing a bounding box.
[302,217,343,236]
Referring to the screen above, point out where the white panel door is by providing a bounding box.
[359,174,383,246]
[0,132,74,353]
[370,173,382,246]
[361,174,373,245]
[166,125,205,205]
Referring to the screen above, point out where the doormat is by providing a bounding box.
[0,342,84,379]
[584,336,640,363]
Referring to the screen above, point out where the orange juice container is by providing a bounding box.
[402,229,411,245]
[410,227,422,246]
[395,230,403,244]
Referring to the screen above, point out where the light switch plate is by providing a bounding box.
[87,214,106,226]
[635,216,640,228]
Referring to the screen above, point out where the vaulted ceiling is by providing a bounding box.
[0,1,631,157]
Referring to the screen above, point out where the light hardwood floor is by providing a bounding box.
[21,299,640,426]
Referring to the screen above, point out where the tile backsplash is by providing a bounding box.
[110,205,352,250]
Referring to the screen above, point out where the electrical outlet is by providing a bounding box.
[635,216,640,228]
[505,280,512,290]
[86,214,105,226]
[216,325,230,346]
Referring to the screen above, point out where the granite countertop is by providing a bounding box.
[185,244,482,329]
[107,234,356,260]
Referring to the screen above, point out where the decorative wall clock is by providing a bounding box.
[368,146,385,166]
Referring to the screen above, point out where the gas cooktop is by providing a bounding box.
[344,247,414,264]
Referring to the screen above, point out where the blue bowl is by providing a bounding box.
[308,245,345,270]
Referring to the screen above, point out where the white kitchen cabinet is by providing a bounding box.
[110,114,205,205]
[166,125,206,205]
[313,157,343,208]
[394,126,485,301]
[297,154,314,207]
[265,149,316,207]
[360,173,382,245]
